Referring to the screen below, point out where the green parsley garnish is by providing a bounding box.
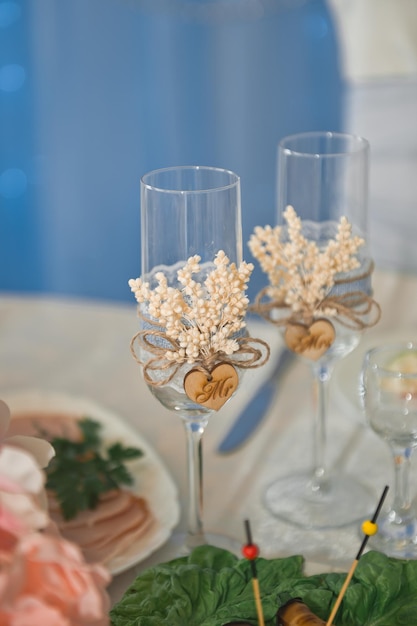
[45,417,144,520]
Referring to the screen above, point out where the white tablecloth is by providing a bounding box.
[1,267,417,603]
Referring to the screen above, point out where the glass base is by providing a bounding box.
[264,471,375,529]
[365,514,417,559]
[162,530,243,560]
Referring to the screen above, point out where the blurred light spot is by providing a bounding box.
[0,64,26,92]
[0,168,27,198]
[0,1,21,28]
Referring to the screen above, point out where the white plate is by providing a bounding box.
[2,389,180,576]
[333,328,417,415]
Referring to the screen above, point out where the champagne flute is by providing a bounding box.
[129,165,266,554]
[361,342,417,557]
[250,131,380,528]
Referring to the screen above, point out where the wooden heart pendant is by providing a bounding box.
[284,319,335,361]
[184,363,239,411]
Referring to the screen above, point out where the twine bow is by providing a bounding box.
[251,262,381,331]
[130,323,270,388]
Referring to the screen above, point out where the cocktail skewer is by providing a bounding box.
[242,519,265,626]
[326,485,389,626]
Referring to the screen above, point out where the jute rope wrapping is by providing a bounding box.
[130,313,270,388]
[251,261,381,331]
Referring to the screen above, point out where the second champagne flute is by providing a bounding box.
[129,166,268,554]
[250,132,381,528]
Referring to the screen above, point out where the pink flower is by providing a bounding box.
[0,399,55,470]
[0,504,27,556]
[0,532,111,626]
[0,398,111,624]
[0,398,54,537]
[0,446,50,545]
[0,596,71,626]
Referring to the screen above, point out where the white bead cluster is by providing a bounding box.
[248,205,364,317]
[128,251,254,364]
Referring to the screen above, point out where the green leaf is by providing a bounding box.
[276,551,417,626]
[333,552,417,626]
[110,547,417,626]
[110,547,304,626]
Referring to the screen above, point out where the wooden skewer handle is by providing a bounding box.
[325,559,358,626]
[252,578,265,626]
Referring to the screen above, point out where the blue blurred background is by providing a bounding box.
[0,0,345,302]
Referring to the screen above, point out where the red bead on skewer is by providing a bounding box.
[242,543,259,560]
[243,519,265,626]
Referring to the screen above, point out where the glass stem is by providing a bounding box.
[390,447,414,524]
[311,362,333,492]
[183,419,208,550]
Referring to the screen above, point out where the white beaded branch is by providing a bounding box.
[248,205,364,318]
[129,251,254,365]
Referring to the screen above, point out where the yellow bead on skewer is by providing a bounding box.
[361,520,378,536]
